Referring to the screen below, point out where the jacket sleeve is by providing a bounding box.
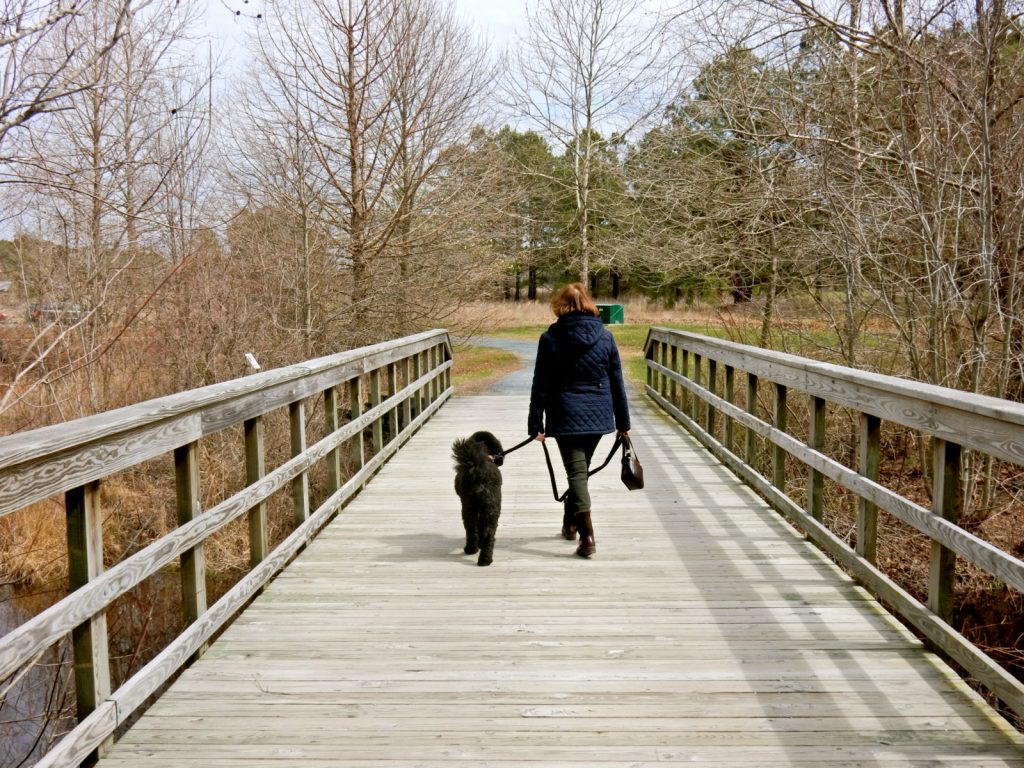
[607,339,631,432]
[528,333,554,435]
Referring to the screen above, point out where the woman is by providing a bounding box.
[528,283,630,558]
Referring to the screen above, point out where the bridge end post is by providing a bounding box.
[66,480,113,760]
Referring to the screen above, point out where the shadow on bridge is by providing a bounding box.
[638,416,1007,764]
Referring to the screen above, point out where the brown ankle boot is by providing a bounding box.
[575,510,595,558]
[561,503,578,540]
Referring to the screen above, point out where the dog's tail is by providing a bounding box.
[452,437,487,472]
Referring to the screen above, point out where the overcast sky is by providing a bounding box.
[204,0,529,64]
[452,0,528,47]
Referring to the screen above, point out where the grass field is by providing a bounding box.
[471,321,734,388]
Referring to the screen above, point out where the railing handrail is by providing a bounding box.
[644,326,1024,723]
[648,328,1024,465]
[0,330,454,767]
[0,329,451,518]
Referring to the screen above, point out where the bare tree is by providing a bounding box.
[245,0,495,345]
[0,1,209,418]
[664,0,1024,520]
[0,0,135,156]
[226,19,333,359]
[506,0,679,284]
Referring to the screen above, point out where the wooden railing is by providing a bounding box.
[645,327,1024,719]
[0,329,453,767]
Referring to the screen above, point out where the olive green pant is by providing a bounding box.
[555,434,603,515]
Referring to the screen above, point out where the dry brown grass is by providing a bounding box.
[447,297,735,338]
[0,500,67,587]
[450,344,521,396]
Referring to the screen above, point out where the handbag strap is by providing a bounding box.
[621,434,637,459]
[541,435,624,503]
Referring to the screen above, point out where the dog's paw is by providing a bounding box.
[464,545,479,555]
[477,555,492,566]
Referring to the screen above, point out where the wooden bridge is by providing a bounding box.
[3,328,1024,766]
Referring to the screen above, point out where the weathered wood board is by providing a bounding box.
[94,393,1024,767]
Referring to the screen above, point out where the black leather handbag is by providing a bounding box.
[620,436,644,491]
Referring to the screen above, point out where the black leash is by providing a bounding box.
[500,435,536,457]
[499,434,623,503]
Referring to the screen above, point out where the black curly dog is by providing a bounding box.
[452,431,503,566]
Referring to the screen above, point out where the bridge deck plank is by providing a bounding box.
[95,394,1024,767]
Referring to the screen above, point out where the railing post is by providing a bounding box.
[669,345,678,407]
[349,376,364,473]
[425,348,435,403]
[370,367,384,455]
[419,351,429,412]
[773,383,787,491]
[705,359,717,437]
[807,396,826,521]
[325,386,341,494]
[659,341,668,399]
[646,341,654,389]
[691,354,702,422]
[387,362,399,443]
[399,358,410,430]
[857,413,881,562]
[681,349,690,414]
[411,352,423,417]
[443,343,452,391]
[245,416,268,565]
[290,401,309,526]
[431,345,441,401]
[65,481,112,758]
[406,356,415,422]
[724,365,735,452]
[745,373,759,465]
[175,442,207,651]
[930,437,962,623]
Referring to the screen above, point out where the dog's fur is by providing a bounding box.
[452,431,503,566]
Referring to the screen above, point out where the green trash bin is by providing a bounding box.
[596,303,624,325]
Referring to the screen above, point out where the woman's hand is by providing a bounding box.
[617,430,630,438]
[534,432,545,442]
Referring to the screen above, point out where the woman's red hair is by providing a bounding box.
[551,282,599,318]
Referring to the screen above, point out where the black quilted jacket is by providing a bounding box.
[527,312,631,437]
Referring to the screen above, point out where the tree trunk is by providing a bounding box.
[759,238,778,349]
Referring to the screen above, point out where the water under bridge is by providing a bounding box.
[2,328,1024,766]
